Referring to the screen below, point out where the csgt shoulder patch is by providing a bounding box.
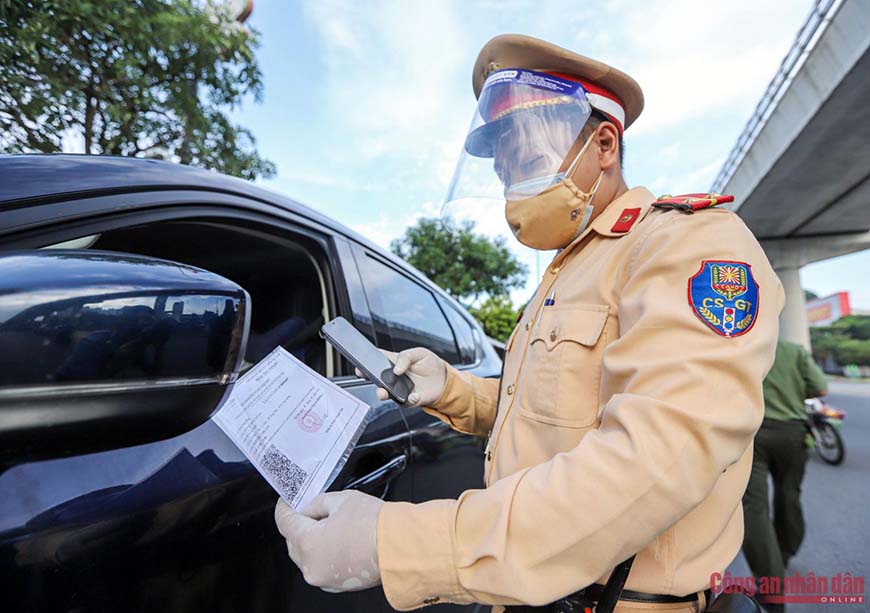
[688,260,759,338]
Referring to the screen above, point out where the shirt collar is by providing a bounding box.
[548,186,657,271]
[589,186,657,238]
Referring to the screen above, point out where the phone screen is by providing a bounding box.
[321,317,414,404]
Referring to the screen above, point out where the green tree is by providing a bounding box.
[469,295,519,343]
[810,327,848,362]
[830,315,870,340]
[835,338,870,365]
[0,0,275,180]
[810,314,870,366]
[391,217,527,307]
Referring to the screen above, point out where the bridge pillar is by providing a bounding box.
[774,265,810,350]
[760,232,870,351]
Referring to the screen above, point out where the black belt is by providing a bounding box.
[585,583,711,604]
[506,586,711,612]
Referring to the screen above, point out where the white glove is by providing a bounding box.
[275,491,384,593]
[356,347,447,407]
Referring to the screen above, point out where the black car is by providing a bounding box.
[0,155,501,612]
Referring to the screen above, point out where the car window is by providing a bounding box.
[49,220,335,377]
[438,297,478,365]
[357,255,460,364]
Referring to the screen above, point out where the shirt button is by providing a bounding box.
[423,596,440,605]
[550,330,557,341]
[506,384,514,395]
[550,265,560,274]
[525,321,531,330]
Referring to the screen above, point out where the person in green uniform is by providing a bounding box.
[742,338,828,610]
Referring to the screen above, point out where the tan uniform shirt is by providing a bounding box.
[377,187,784,610]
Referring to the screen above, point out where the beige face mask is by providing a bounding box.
[504,135,603,251]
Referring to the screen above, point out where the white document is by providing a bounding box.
[212,347,370,511]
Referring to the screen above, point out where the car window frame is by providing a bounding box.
[350,245,469,366]
[436,295,482,368]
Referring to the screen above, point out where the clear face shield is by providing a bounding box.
[443,69,592,223]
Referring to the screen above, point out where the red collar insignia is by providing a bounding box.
[610,207,641,233]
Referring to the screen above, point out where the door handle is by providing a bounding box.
[344,454,407,496]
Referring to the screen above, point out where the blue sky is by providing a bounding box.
[232,0,867,308]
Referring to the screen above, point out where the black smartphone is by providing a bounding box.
[320,316,415,404]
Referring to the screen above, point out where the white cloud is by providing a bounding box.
[803,251,870,310]
[649,154,727,197]
[523,0,810,136]
[318,16,361,53]
[300,0,473,164]
[350,199,442,249]
[683,156,727,191]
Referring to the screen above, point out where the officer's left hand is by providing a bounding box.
[275,490,384,592]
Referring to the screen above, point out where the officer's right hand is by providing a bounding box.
[355,347,447,407]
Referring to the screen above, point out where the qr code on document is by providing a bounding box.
[261,444,309,502]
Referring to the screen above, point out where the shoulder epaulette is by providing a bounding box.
[651,192,734,214]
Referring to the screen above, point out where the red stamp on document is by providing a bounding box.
[296,408,324,433]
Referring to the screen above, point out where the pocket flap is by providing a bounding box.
[532,305,609,351]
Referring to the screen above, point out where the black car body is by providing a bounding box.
[0,155,501,612]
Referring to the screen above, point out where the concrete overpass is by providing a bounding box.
[712,0,870,348]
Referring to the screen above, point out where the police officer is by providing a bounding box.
[742,338,828,612]
[275,35,784,612]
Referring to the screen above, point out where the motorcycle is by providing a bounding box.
[804,398,846,465]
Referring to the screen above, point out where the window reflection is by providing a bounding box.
[359,257,460,364]
[439,298,478,365]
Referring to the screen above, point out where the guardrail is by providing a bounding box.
[710,0,842,193]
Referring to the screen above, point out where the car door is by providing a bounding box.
[349,247,499,507]
[0,191,414,613]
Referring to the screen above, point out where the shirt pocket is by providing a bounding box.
[518,304,609,428]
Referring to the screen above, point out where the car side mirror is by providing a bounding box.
[0,250,250,463]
